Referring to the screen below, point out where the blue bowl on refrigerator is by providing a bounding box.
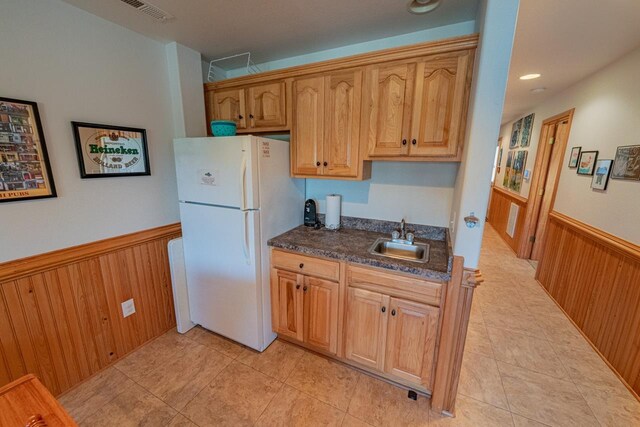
[210,120,237,136]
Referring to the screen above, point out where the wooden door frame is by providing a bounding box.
[517,108,575,258]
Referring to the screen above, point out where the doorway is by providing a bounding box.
[518,109,574,261]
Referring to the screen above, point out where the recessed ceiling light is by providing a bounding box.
[530,87,547,94]
[407,0,441,15]
[520,73,541,80]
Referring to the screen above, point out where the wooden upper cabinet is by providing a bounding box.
[303,276,339,354]
[385,298,439,388]
[247,82,286,129]
[345,287,389,371]
[211,88,247,130]
[410,51,472,157]
[365,62,416,157]
[323,70,362,177]
[205,36,477,165]
[292,76,325,176]
[272,269,303,341]
[205,82,288,134]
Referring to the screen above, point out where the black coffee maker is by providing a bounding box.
[304,199,318,227]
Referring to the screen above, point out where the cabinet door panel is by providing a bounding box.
[385,298,439,388]
[212,88,246,129]
[272,269,303,341]
[292,76,324,176]
[345,288,389,371]
[410,52,470,157]
[248,82,286,128]
[323,70,362,177]
[303,277,339,354]
[366,63,415,156]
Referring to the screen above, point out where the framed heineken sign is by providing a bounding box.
[0,97,57,203]
[72,122,150,178]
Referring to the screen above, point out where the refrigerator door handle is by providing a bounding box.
[240,154,248,211]
[241,210,251,265]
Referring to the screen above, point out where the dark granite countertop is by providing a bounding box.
[268,216,453,281]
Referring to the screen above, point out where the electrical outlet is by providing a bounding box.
[121,298,136,318]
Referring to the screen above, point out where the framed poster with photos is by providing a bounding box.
[72,122,150,178]
[0,97,56,203]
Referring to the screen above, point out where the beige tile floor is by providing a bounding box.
[60,225,640,426]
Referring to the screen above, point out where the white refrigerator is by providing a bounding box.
[173,136,304,351]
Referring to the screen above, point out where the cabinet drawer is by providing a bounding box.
[347,264,442,307]
[272,250,340,282]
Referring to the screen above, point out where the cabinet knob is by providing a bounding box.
[323,161,328,167]
[303,286,308,292]
[391,309,396,316]
[402,139,407,145]
[249,114,254,119]
[299,263,304,269]
[316,161,321,166]
[412,139,417,145]
[381,306,386,313]
[296,284,301,290]
[238,114,243,119]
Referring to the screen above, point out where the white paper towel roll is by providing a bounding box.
[325,194,341,230]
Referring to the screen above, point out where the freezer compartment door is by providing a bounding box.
[179,202,263,349]
[174,137,258,209]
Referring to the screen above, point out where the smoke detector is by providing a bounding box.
[119,0,174,22]
[408,0,441,14]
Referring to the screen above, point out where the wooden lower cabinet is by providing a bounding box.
[273,269,303,341]
[385,298,439,388]
[345,288,440,388]
[344,288,390,371]
[271,250,442,391]
[303,276,339,354]
[271,267,339,354]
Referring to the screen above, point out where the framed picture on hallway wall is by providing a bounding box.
[591,159,613,191]
[503,151,514,187]
[568,146,581,168]
[611,145,640,180]
[519,113,535,147]
[577,151,598,175]
[0,97,57,203]
[510,119,522,149]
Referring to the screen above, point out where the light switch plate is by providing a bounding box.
[121,298,136,318]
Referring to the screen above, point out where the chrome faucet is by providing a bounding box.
[391,218,415,244]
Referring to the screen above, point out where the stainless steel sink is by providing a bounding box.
[368,237,430,263]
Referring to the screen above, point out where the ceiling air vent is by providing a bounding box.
[119,0,174,22]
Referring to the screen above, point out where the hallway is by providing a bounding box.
[462,224,640,426]
[58,225,640,426]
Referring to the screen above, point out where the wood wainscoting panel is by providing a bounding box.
[0,224,181,396]
[536,211,640,397]
[487,186,528,254]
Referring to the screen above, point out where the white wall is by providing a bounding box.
[307,163,459,226]
[449,0,520,268]
[0,0,179,262]
[496,47,640,244]
[166,43,207,138]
